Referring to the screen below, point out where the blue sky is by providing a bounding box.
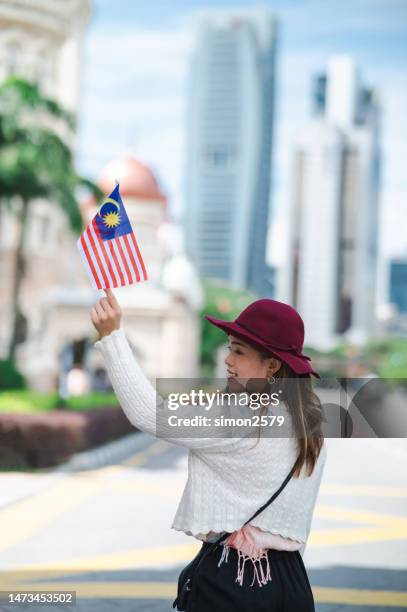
[77,0,407,302]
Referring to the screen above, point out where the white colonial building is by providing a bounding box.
[77,156,204,383]
[2,153,204,392]
[0,2,203,391]
[0,0,90,109]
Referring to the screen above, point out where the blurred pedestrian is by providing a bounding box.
[92,367,111,392]
[66,363,90,396]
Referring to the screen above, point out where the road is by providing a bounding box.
[0,434,406,611]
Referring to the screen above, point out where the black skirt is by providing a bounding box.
[178,542,315,612]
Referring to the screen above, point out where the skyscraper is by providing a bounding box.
[281,56,381,350]
[184,9,278,296]
[389,258,407,314]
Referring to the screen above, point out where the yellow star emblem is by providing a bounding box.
[102,211,121,228]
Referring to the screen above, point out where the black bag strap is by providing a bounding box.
[243,456,299,526]
[213,454,299,547]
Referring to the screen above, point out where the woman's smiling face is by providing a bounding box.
[224,334,281,387]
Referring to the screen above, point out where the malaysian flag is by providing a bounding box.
[77,184,148,289]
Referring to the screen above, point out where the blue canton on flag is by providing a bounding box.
[94,184,132,240]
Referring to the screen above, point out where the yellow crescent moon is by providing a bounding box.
[98,198,120,217]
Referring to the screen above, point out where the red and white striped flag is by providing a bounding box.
[77,184,148,289]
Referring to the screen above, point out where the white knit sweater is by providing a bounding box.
[94,327,327,546]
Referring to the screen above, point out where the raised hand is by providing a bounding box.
[90,288,122,339]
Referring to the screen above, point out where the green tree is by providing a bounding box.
[199,278,256,375]
[0,77,102,361]
[0,358,26,390]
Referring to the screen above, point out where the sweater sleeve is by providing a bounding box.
[94,327,248,452]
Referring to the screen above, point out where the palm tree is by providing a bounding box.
[0,76,102,361]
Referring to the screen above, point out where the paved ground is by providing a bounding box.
[0,434,406,611]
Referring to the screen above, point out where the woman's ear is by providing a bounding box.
[268,358,282,376]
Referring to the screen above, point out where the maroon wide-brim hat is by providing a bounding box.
[205,298,320,378]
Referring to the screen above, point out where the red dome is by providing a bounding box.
[98,156,167,202]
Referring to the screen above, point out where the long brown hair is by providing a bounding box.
[259,351,325,478]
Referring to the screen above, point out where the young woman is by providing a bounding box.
[91,289,327,612]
